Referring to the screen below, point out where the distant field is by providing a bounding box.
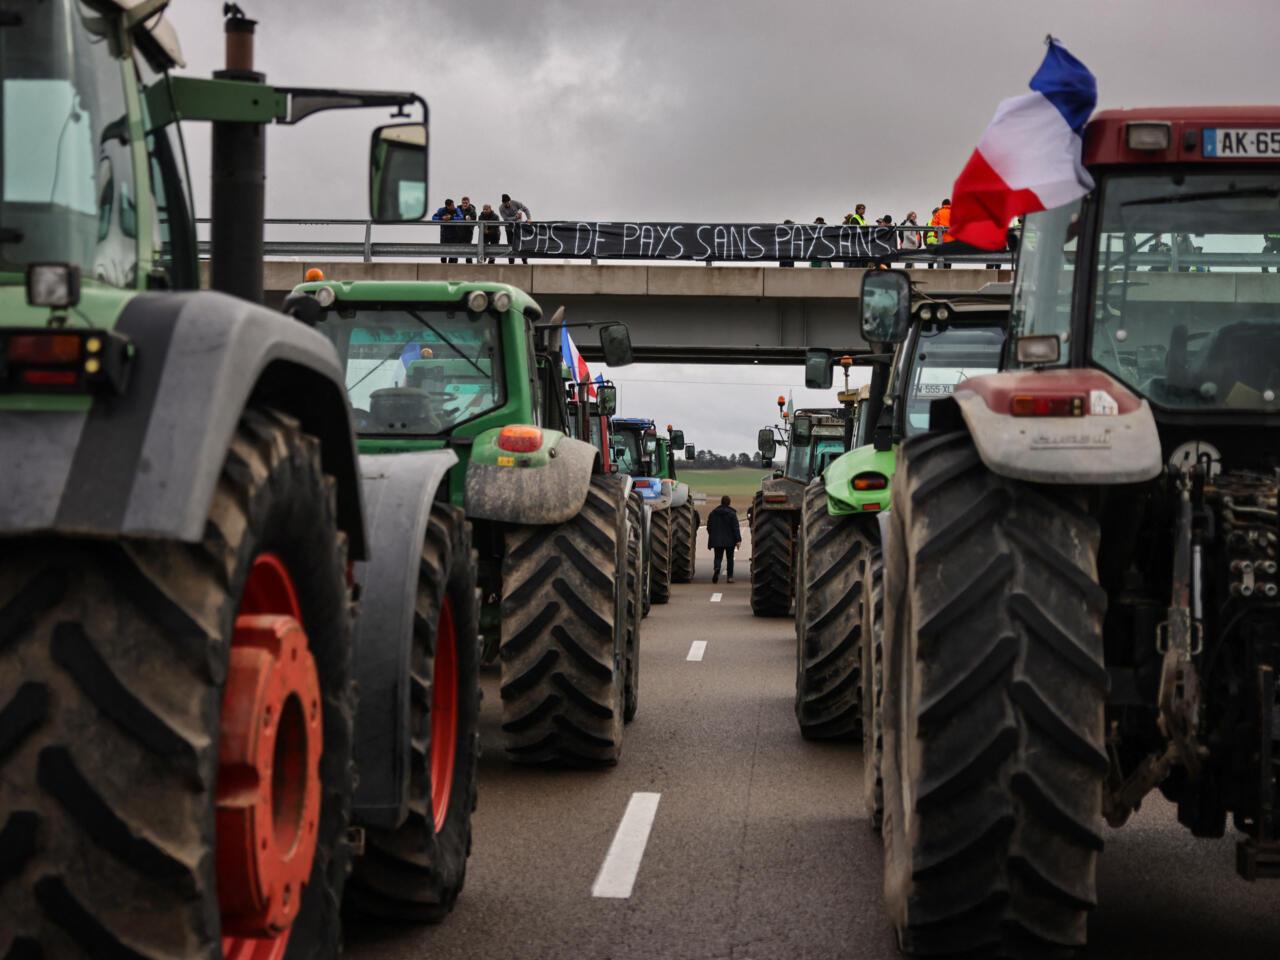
[679,467,768,515]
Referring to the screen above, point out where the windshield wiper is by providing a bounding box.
[346,343,405,394]
[405,309,488,379]
[1122,187,1280,207]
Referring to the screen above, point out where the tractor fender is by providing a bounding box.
[465,431,599,526]
[631,477,673,512]
[758,475,804,512]
[951,369,1163,485]
[349,449,457,828]
[669,482,690,510]
[0,290,367,557]
[823,444,895,516]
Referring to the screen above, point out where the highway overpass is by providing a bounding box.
[226,262,1011,363]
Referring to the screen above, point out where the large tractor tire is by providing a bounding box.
[0,408,355,960]
[624,491,645,723]
[750,492,793,616]
[499,475,627,766]
[346,505,481,922]
[794,479,867,740]
[648,505,673,605]
[860,539,886,832]
[670,502,698,583]
[881,431,1107,957]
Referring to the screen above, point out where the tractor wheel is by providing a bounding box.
[860,539,886,832]
[346,504,481,922]
[750,492,793,616]
[881,431,1107,957]
[0,408,354,960]
[794,479,866,740]
[624,491,644,723]
[670,502,696,584]
[500,475,626,766]
[648,505,673,605]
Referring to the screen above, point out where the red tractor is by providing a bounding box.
[871,108,1280,955]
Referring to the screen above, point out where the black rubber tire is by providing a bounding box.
[794,479,868,740]
[648,505,672,605]
[0,408,354,960]
[881,431,1107,957]
[346,504,481,922]
[499,474,626,766]
[624,490,644,723]
[750,492,794,616]
[670,502,696,583]
[860,539,886,832]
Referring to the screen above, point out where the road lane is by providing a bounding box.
[347,524,1280,960]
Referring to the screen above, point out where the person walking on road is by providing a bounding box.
[499,193,532,264]
[707,495,742,584]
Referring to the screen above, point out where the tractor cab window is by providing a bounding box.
[902,325,1005,437]
[2,0,138,286]
[783,437,808,481]
[319,307,504,435]
[1089,171,1280,411]
[612,429,640,474]
[1010,198,1081,364]
[811,436,845,475]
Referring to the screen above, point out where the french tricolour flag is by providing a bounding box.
[561,320,596,397]
[949,38,1097,250]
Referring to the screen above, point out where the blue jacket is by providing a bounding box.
[432,206,461,222]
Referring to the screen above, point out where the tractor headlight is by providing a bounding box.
[467,290,489,313]
[491,290,512,312]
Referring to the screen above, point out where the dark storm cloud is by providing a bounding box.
[166,0,1279,450]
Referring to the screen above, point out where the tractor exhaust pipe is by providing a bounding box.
[210,4,265,304]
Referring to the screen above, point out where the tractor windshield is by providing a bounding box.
[1,0,138,286]
[319,307,504,435]
[903,325,1005,436]
[1088,171,1280,411]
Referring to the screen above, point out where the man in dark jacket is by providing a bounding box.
[706,496,742,584]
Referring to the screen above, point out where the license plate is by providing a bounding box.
[1203,128,1280,158]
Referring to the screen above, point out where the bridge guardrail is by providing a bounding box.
[196,218,1016,267]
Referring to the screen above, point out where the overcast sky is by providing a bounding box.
[167,0,1279,456]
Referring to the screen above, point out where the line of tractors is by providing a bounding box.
[743,111,1280,955]
[3,5,1279,959]
[0,6,704,958]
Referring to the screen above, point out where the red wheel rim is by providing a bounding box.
[430,598,459,833]
[219,555,324,960]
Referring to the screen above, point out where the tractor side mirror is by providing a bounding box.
[861,269,912,344]
[368,122,428,223]
[684,444,696,460]
[599,323,634,367]
[597,382,617,416]
[792,415,813,447]
[804,348,833,389]
[757,428,777,460]
[670,429,685,448]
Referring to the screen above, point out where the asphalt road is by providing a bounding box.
[347,527,1280,960]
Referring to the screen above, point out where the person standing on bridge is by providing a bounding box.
[457,196,478,263]
[843,204,868,267]
[707,495,742,584]
[499,193,532,265]
[432,198,462,263]
[478,203,501,264]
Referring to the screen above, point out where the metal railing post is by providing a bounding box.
[363,221,372,263]
[478,222,485,262]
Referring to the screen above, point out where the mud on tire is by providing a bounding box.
[346,504,481,922]
[0,408,354,960]
[499,474,627,765]
[624,490,644,723]
[750,492,794,616]
[881,431,1107,957]
[794,479,868,740]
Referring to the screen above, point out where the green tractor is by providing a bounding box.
[751,400,850,616]
[289,281,646,749]
[0,4,476,955]
[611,419,699,603]
[793,275,1010,750]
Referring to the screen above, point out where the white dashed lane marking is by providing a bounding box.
[710,593,722,602]
[592,792,662,899]
[686,640,707,662]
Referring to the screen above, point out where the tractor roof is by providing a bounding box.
[612,418,656,430]
[1084,106,1280,167]
[292,279,543,318]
